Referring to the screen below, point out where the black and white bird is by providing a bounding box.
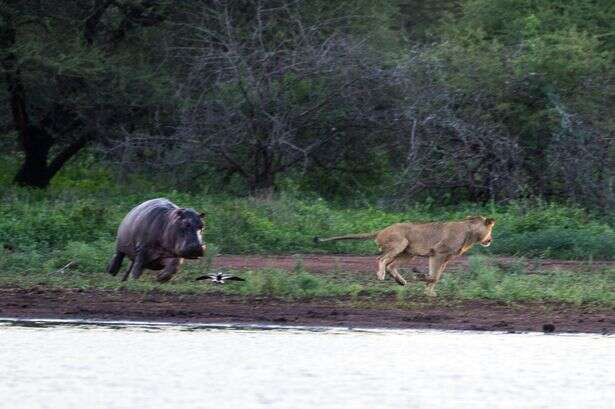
[195,272,245,284]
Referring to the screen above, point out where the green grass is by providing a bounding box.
[1,253,612,307]
[2,153,615,261]
[1,181,614,260]
[432,256,615,306]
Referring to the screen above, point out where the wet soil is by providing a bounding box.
[0,287,612,334]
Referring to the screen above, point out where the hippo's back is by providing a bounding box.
[116,198,178,255]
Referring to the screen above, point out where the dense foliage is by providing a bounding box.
[1,0,613,212]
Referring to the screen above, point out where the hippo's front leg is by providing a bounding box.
[156,258,183,283]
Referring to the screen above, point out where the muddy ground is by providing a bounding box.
[1,255,613,334]
[0,287,613,334]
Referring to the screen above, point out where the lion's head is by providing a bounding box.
[466,216,496,247]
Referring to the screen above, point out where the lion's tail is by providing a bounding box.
[313,232,377,243]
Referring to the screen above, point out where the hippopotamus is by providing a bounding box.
[107,198,206,282]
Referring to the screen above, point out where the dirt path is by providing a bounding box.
[0,287,613,334]
[212,254,614,274]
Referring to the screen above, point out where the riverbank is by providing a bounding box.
[2,254,613,333]
[1,287,612,334]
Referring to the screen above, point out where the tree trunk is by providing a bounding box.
[12,127,87,188]
[249,171,275,198]
[2,14,87,188]
[13,126,54,187]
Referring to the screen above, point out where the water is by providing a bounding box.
[1,319,613,409]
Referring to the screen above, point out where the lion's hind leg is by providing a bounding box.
[377,238,408,281]
[387,254,415,286]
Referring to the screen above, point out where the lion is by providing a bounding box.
[314,216,495,296]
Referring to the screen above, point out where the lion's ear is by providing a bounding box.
[485,218,496,226]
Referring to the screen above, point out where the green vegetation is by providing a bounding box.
[1,158,615,261]
[0,255,612,307]
[1,158,614,313]
[433,256,614,306]
[2,159,613,305]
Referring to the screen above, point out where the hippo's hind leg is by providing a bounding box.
[121,251,146,281]
[107,252,125,276]
[121,259,135,282]
[129,252,146,280]
[156,258,183,283]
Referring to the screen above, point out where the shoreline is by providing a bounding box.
[2,317,610,336]
[1,287,612,334]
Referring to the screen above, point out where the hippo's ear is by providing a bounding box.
[485,218,496,226]
[174,208,187,218]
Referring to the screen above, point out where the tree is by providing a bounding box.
[412,0,615,209]
[0,0,172,187]
[173,0,401,195]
